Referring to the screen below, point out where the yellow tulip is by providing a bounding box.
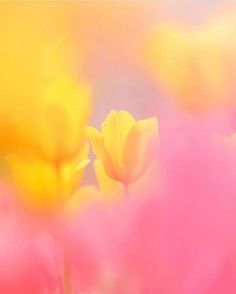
[145,14,236,113]
[25,76,91,163]
[0,3,91,160]
[0,3,93,211]
[5,144,89,212]
[94,159,123,196]
[94,158,159,199]
[0,74,91,162]
[88,111,158,187]
[1,75,91,211]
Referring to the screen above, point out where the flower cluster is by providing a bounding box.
[1,2,236,294]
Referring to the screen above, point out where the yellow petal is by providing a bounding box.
[86,127,106,160]
[94,159,122,196]
[147,24,190,100]
[123,117,158,183]
[60,143,90,197]
[101,110,135,174]
[146,16,236,112]
[5,155,60,211]
[36,76,92,162]
[0,4,89,158]
[5,143,90,211]
[87,126,118,181]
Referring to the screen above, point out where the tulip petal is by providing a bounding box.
[87,126,118,180]
[123,117,158,183]
[146,17,236,112]
[101,110,135,173]
[94,159,122,196]
[87,127,106,160]
[39,76,91,162]
[60,143,90,198]
[5,155,59,210]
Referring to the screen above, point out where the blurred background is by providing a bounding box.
[1,0,236,185]
[1,0,234,126]
[67,0,235,123]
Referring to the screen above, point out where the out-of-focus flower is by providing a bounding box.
[0,4,93,211]
[5,144,89,212]
[0,221,60,294]
[145,13,236,113]
[0,183,60,294]
[64,117,236,293]
[1,76,91,164]
[64,197,162,293]
[25,76,91,163]
[158,117,236,294]
[88,110,158,186]
[0,3,92,162]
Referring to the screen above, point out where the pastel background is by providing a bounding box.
[1,1,236,294]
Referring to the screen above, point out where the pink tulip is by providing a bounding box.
[158,115,236,294]
[64,198,162,293]
[64,115,236,293]
[0,184,60,294]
